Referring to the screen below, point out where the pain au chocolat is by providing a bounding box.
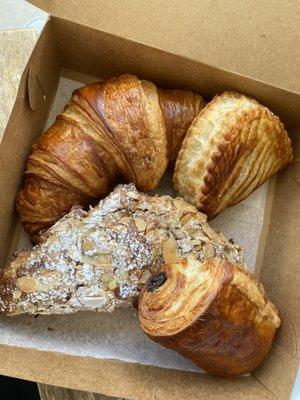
[139,257,280,378]
[0,184,243,315]
[174,91,293,219]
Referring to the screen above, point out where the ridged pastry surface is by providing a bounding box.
[174,91,293,218]
[139,257,280,377]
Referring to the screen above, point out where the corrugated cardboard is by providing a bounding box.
[0,2,299,399]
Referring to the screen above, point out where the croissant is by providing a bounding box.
[16,74,205,241]
[0,184,244,315]
[139,257,281,377]
[174,91,293,218]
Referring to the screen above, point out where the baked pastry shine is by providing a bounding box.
[16,74,205,241]
[174,92,293,218]
[0,184,243,315]
[139,257,281,377]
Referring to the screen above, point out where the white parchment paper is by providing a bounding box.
[0,76,269,373]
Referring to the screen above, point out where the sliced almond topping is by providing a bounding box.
[101,272,114,282]
[134,217,147,232]
[146,230,155,238]
[226,254,236,264]
[75,268,85,282]
[202,224,219,240]
[163,234,179,264]
[120,216,131,226]
[112,225,124,232]
[149,229,166,243]
[173,198,185,210]
[146,222,157,234]
[105,218,124,231]
[36,271,61,292]
[108,279,118,290]
[203,243,215,259]
[139,270,152,284]
[193,229,209,242]
[191,239,203,246]
[119,270,129,280]
[152,247,159,258]
[86,254,113,269]
[186,252,198,260]
[82,237,96,255]
[16,277,37,293]
[97,254,112,263]
[186,204,198,214]
[180,213,194,225]
[41,270,60,278]
[12,288,22,299]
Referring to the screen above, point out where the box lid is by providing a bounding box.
[29,0,300,94]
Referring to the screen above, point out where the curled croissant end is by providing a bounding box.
[16,74,205,241]
[139,257,280,377]
[174,91,293,219]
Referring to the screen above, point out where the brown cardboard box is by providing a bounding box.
[0,1,299,398]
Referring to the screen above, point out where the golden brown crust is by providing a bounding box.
[158,88,205,164]
[174,91,293,219]
[16,74,205,241]
[139,257,280,377]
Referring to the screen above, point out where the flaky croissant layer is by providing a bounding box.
[174,91,293,218]
[16,74,205,241]
[139,257,280,377]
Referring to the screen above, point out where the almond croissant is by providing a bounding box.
[139,257,280,377]
[16,74,205,241]
[0,184,244,315]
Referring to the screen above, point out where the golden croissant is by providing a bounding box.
[139,257,280,377]
[174,91,293,218]
[0,184,244,315]
[16,74,205,241]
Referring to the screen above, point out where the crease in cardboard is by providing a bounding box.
[27,65,47,111]
[0,75,270,376]
[280,314,297,357]
[252,375,279,399]
[292,162,300,185]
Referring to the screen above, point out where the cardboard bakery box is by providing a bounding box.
[0,1,299,399]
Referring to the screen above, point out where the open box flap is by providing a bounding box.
[29,0,300,94]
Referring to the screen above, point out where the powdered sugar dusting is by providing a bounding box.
[0,184,244,315]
